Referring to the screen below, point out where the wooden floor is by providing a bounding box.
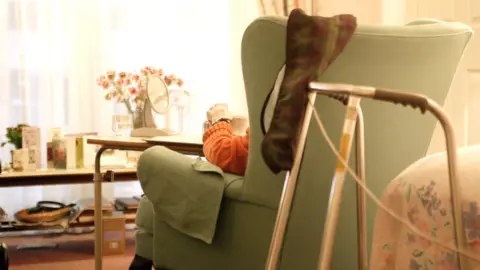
[3,230,136,269]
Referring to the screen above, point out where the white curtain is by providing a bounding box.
[257,0,320,16]
[0,0,258,214]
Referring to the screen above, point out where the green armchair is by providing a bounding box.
[134,16,471,270]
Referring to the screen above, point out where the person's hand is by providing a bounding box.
[207,103,233,124]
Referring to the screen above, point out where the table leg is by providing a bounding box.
[94,147,107,270]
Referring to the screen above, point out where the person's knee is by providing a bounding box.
[136,196,154,233]
[138,146,164,180]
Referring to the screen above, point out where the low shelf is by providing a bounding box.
[0,167,137,187]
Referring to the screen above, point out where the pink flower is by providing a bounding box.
[124,79,132,86]
[177,78,184,87]
[118,72,127,79]
[148,67,157,74]
[115,79,124,88]
[129,87,137,95]
[157,69,164,76]
[164,75,172,85]
[132,74,140,82]
[102,81,110,90]
[107,70,116,80]
[110,91,121,102]
[96,75,106,86]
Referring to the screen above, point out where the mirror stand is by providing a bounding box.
[130,101,178,137]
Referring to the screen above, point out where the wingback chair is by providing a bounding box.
[134,16,472,270]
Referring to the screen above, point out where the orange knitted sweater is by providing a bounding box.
[202,122,250,176]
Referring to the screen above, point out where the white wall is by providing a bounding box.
[229,0,259,117]
[319,0,418,25]
[320,0,383,24]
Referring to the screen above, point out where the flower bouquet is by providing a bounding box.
[96,66,184,114]
[97,67,188,132]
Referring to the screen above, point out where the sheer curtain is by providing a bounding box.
[258,0,320,15]
[0,0,256,214]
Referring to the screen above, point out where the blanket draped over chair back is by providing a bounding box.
[261,9,357,173]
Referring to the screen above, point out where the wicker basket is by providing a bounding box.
[15,203,74,224]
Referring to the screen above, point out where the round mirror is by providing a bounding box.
[146,75,170,115]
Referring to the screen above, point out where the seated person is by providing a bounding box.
[129,103,249,270]
[203,103,250,176]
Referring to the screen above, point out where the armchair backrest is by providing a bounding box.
[241,16,472,269]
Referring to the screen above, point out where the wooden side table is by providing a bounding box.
[87,135,203,270]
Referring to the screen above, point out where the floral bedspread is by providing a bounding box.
[370,145,480,270]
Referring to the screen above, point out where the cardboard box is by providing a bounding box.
[21,127,41,169]
[12,149,28,172]
[64,133,97,169]
[25,148,37,171]
[52,137,76,169]
[46,142,54,169]
[102,211,126,256]
[74,137,96,168]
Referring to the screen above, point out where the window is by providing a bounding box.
[7,0,38,32]
[4,0,77,128]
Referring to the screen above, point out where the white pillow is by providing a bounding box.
[263,65,286,132]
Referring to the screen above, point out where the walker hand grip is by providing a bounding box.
[326,93,349,105]
[373,89,429,113]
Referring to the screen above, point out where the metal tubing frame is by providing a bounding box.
[94,145,150,270]
[317,96,362,270]
[265,92,318,270]
[266,82,465,270]
[427,101,466,269]
[266,93,368,270]
[355,108,368,270]
[309,83,466,269]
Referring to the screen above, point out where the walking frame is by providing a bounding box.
[265,82,466,270]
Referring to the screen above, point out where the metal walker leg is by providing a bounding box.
[355,108,368,270]
[265,93,367,270]
[317,96,362,270]
[265,92,317,270]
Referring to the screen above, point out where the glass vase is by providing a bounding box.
[112,114,133,137]
[132,108,145,129]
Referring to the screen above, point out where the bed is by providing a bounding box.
[370,145,480,269]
